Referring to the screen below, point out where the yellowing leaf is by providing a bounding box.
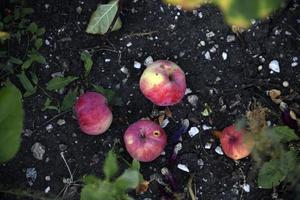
[0,31,10,41]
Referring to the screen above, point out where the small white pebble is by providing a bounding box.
[126,42,132,47]
[45,39,50,45]
[269,60,280,73]
[258,65,263,71]
[242,183,250,193]
[120,66,129,75]
[144,56,154,65]
[188,127,199,137]
[222,52,228,60]
[206,31,215,38]
[105,59,111,63]
[205,51,211,60]
[291,62,298,67]
[204,142,212,149]
[46,124,53,132]
[187,95,198,107]
[185,88,192,95]
[44,186,50,193]
[177,164,190,172]
[45,176,51,181]
[57,119,66,126]
[202,125,212,130]
[282,81,289,87]
[198,12,203,18]
[215,146,224,155]
[161,118,169,128]
[226,35,236,42]
[200,41,206,46]
[133,61,141,69]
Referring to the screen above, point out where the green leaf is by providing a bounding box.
[258,159,285,189]
[82,175,100,185]
[80,51,93,76]
[103,150,118,180]
[16,71,36,97]
[8,57,23,65]
[34,38,43,49]
[61,87,78,111]
[29,53,45,64]
[36,28,46,36]
[131,160,140,171]
[27,22,38,34]
[41,98,60,112]
[114,169,140,190]
[86,0,122,35]
[272,126,299,143]
[21,59,33,69]
[21,8,34,17]
[92,84,123,106]
[0,85,23,163]
[81,182,115,200]
[46,76,78,91]
[278,150,298,177]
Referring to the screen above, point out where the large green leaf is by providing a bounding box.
[258,159,285,189]
[46,76,78,91]
[86,0,122,35]
[103,150,118,180]
[272,126,299,143]
[0,85,24,163]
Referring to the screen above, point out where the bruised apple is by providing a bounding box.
[139,60,186,106]
[220,125,254,160]
[75,92,112,135]
[124,120,167,162]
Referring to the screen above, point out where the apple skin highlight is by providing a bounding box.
[124,119,167,162]
[220,125,254,160]
[139,60,186,106]
[75,92,113,135]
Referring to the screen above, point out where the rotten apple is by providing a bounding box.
[75,92,113,135]
[124,119,167,162]
[139,60,186,106]
[220,125,254,160]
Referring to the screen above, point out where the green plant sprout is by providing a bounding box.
[80,150,142,200]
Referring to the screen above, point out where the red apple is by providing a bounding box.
[75,92,112,135]
[139,60,186,106]
[220,125,254,160]
[124,119,167,162]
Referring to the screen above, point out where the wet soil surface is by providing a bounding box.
[1,0,300,199]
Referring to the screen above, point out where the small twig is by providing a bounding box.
[121,31,158,39]
[187,174,196,200]
[60,152,73,181]
[32,110,71,133]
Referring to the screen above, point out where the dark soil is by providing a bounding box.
[1,0,300,200]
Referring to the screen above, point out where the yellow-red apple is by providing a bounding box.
[139,60,186,106]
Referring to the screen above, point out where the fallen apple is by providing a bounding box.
[220,125,254,160]
[75,92,113,135]
[124,119,167,162]
[139,60,186,106]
